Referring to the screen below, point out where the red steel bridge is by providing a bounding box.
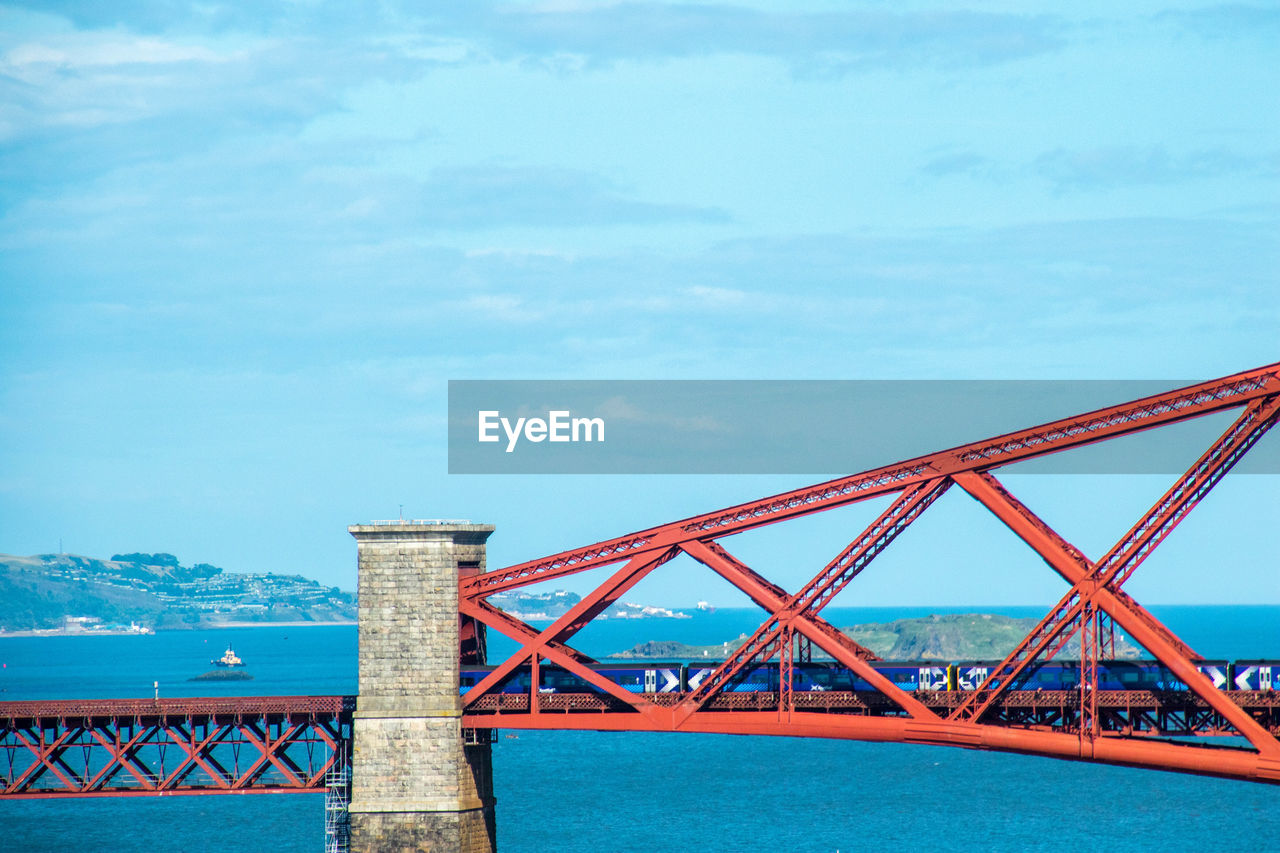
[0,696,352,798]
[456,360,1280,785]
[4,360,1280,799]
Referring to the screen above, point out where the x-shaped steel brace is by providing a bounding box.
[675,477,952,722]
[461,548,680,720]
[949,395,1280,757]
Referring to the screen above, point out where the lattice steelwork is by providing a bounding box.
[0,696,353,798]
[459,362,1280,785]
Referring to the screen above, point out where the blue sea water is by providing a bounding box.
[2,606,1278,852]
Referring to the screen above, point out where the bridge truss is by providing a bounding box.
[459,362,1280,784]
[0,696,352,798]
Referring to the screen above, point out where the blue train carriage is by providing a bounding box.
[537,662,686,694]
[945,659,1234,692]
[459,664,530,695]
[684,663,715,692]
[949,661,1002,691]
[681,661,950,694]
[458,658,1262,697]
[685,661,778,693]
[459,662,685,694]
[1094,660,1231,691]
[680,662,844,694]
[680,662,841,693]
[586,662,683,693]
[1087,660,1239,692]
[1193,660,1229,690]
[854,662,948,692]
[949,660,1097,692]
[1228,660,1279,691]
[1105,659,1230,692]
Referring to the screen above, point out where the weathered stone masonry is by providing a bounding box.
[347,522,496,853]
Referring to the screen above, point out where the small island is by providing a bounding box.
[188,670,255,682]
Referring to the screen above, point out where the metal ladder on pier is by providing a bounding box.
[323,745,350,853]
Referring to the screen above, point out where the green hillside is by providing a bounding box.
[0,552,355,632]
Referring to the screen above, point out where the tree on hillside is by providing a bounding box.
[111,553,180,567]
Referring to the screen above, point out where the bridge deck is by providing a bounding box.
[0,696,354,799]
[0,695,354,722]
[4,689,1277,797]
[463,689,1280,736]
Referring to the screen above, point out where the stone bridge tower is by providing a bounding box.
[347,521,496,853]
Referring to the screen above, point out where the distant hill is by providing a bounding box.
[610,613,1141,660]
[487,589,688,621]
[489,589,581,620]
[0,552,355,632]
[842,613,1139,659]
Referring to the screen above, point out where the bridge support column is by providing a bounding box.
[348,522,497,853]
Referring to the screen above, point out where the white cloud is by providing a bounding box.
[5,36,231,69]
[1033,145,1268,191]
[687,285,746,306]
[0,29,261,141]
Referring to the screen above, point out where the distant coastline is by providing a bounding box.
[208,620,356,628]
[0,626,155,639]
[0,619,357,638]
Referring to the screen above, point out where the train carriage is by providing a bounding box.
[948,660,1232,692]
[541,662,684,694]
[460,663,686,695]
[459,664,529,694]
[1229,660,1279,691]
[461,658,1269,696]
[848,662,949,692]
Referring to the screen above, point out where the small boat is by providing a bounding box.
[212,645,245,667]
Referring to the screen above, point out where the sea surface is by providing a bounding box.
[2,606,1278,852]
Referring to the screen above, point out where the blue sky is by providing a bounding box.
[1,1,1277,607]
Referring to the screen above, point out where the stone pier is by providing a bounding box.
[347,521,496,853]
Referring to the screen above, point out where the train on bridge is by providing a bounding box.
[463,659,1280,696]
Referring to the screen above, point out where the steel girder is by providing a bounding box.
[458,710,1280,785]
[0,696,353,798]
[459,363,1280,785]
[462,364,1280,596]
